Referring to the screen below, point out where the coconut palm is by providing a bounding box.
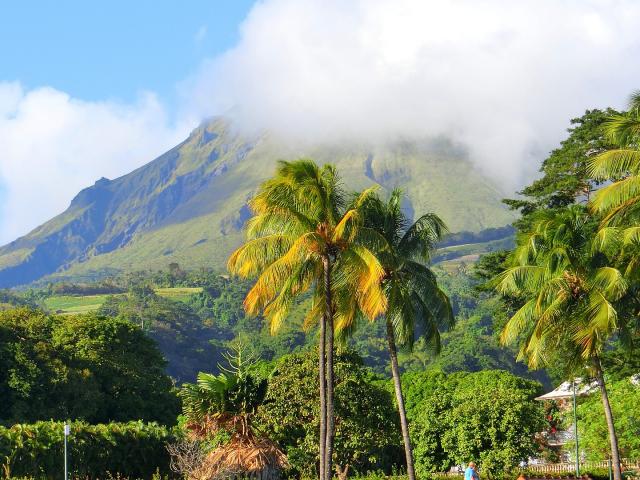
[493,205,628,480]
[356,189,454,480]
[227,159,387,480]
[589,91,640,225]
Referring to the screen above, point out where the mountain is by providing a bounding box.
[0,118,514,288]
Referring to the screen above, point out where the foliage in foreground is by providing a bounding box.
[257,349,402,479]
[403,369,544,478]
[176,345,287,479]
[0,308,179,426]
[0,421,173,479]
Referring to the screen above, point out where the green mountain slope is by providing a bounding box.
[0,118,514,288]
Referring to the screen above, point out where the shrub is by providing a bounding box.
[0,421,174,479]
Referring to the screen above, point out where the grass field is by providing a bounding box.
[43,287,203,314]
[154,287,203,302]
[43,294,115,314]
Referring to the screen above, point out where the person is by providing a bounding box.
[464,462,479,480]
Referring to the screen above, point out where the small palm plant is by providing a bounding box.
[178,344,287,479]
[492,205,627,480]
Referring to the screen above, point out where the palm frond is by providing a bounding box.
[398,212,447,261]
[588,149,640,180]
[590,175,640,217]
[591,266,627,301]
[500,300,536,346]
[493,265,545,295]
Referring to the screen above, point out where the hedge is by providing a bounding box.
[0,421,175,479]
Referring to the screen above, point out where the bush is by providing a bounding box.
[0,421,175,479]
[404,370,545,479]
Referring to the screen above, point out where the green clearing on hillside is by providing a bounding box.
[154,286,203,302]
[43,294,114,314]
[43,287,203,314]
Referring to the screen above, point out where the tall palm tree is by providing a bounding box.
[228,159,387,480]
[492,205,628,480]
[357,189,454,480]
[589,91,640,225]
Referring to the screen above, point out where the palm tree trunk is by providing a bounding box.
[386,318,416,480]
[323,255,335,480]
[593,355,622,480]
[319,298,327,480]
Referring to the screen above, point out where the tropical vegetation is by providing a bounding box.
[228,160,388,480]
[358,189,453,480]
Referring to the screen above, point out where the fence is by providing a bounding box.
[436,459,640,477]
[527,459,640,474]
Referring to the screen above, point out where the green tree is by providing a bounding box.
[0,308,179,425]
[99,291,224,382]
[359,189,454,480]
[257,350,401,479]
[228,159,387,480]
[493,206,628,480]
[52,312,179,424]
[405,370,543,478]
[504,108,618,221]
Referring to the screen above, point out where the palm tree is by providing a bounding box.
[589,91,640,225]
[228,159,387,480]
[178,345,287,479]
[357,189,454,480]
[492,205,628,480]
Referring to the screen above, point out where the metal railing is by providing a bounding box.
[435,459,640,477]
[527,459,640,474]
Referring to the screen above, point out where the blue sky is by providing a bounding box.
[1,1,255,107]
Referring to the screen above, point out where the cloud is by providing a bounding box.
[0,82,189,244]
[4,0,640,245]
[185,0,640,188]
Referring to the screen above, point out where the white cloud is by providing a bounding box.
[185,0,640,188]
[0,83,189,244]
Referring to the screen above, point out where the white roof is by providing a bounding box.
[535,378,598,401]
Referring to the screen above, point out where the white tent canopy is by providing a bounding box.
[535,378,598,401]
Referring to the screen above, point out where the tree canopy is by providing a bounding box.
[0,308,179,425]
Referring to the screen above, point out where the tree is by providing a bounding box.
[359,189,454,480]
[0,308,179,425]
[99,291,224,382]
[228,159,387,480]
[493,205,628,480]
[503,108,618,222]
[404,370,543,478]
[257,350,401,479]
[589,91,640,226]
